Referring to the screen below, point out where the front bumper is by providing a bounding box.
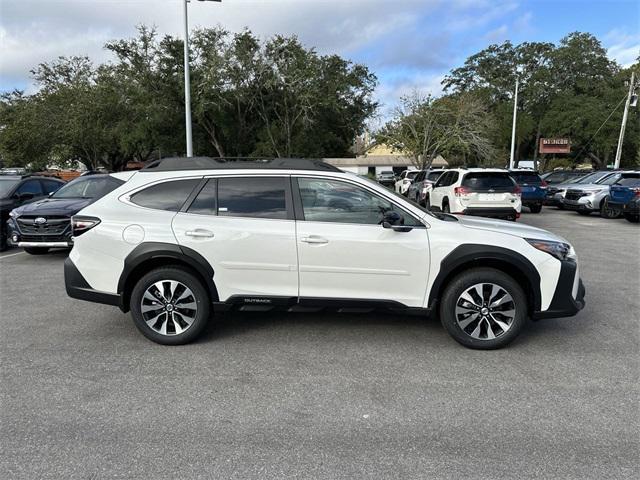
[563,197,596,212]
[461,207,518,221]
[7,217,73,248]
[64,257,124,310]
[533,259,585,320]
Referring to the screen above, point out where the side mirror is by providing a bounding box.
[382,211,413,232]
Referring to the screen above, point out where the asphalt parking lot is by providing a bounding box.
[1,208,638,479]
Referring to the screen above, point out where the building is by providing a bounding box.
[325,144,448,175]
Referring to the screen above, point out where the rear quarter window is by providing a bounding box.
[462,173,515,191]
[130,179,200,211]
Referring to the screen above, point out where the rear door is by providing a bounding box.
[430,172,451,208]
[293,176,430,307]
[172,176,298,302]
[459,172,518,209]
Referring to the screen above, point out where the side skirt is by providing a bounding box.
[213,296,431,316]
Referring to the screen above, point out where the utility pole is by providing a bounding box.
[509,76,519,170]
[614,71,637,169]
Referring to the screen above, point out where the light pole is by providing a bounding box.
[183,0,221,158]
[613,71,638,169]
[509,75,519,170]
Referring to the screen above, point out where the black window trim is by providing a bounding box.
[291,174,426,228]
[181,174,295,221]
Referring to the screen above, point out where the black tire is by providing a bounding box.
[623,213,639,223]
[576,210,591,216]
[443,200,450,213]
[24,247,50,255]
[439,268,528,350]
[425,195,431,210]
[557,203,565,210]
[529,204,542,213]
[600,197,621,219]
[0,231,7,252]
[130,266,210,345]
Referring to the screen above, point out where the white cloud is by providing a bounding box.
[604,29,639,67]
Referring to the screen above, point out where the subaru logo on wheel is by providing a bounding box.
[34,217,47,225]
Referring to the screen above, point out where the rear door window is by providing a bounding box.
[16,180,43,197]
[427,171,443,182]
[615,177,640,187]
[130,179,200,211]
[462,173,515,191]
[217,177,289,219]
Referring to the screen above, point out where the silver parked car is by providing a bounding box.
[545,170,616,209]
[563,171,640,217]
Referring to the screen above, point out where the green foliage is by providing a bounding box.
[0,26,377,170]
[443,32,639,169]
[376,91,497,169]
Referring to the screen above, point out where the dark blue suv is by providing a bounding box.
[607,177,640,223]
[509,170,546,213]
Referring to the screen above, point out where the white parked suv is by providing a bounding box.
[430,168,522,221]
[65,158,585,349]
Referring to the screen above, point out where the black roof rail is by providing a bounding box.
[142,157,342,173]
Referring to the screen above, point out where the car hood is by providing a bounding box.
[12,197,93,216]
[457,215,567,243]
[567,184,610,192]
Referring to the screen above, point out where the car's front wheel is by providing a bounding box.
[439,268,528,349]
[623,213,639,223]
[600,198,621,219]
[130,266,210,345]
[529,204,542,213]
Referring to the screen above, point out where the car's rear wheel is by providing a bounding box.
[24,247,50,255]
[600,198,621,219]
[0,230,7,252]
[529,204,542,213]
[439,268,528,349]
[623,213,639,223]
[442,201,450,213]
[130,267,210,345]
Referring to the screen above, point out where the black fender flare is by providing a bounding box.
[427,244,542,313]
[117,242,218,311]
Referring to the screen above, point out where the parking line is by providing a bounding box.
[0,251,25,259]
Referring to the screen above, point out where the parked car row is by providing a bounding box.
[387,167,640,223]
[544,169,640,222]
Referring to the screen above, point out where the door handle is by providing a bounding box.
[301,236,328,244]
[185,229,214,238]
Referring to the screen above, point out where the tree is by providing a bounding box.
[376,92,496,169]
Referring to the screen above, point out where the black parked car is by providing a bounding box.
[6,174,124,254]
[0,175,65,251]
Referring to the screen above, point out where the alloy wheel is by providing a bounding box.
[140,280,198,336]
[454,283,515,340]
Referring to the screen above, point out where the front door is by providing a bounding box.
[172,176,298,302]
[294,176,430,308]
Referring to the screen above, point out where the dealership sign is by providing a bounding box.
[540,138,571,154]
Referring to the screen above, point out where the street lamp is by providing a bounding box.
[183,0,222,158]
[614,71,638,169]
[508,75,519,170]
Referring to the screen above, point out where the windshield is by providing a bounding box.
[576,171,612,184]
[407,171,420,180]
[358,174,457,222]
[427,171,444,182]
[600,173,640,186]
[511,172,542,184]
[462,172,515,191]
[0,179,20,197]
[615,177,640,187]
[53,176,122,199]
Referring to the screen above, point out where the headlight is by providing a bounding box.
[526,238,575,261]
[8,210,18,218]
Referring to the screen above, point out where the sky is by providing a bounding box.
[1,0,639,114]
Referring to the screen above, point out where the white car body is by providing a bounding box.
[65,158,584,348]
[430,168,522,220]
[394,170,419,195]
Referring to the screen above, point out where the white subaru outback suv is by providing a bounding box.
[430,168,522,221]
[65,158,585,349]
